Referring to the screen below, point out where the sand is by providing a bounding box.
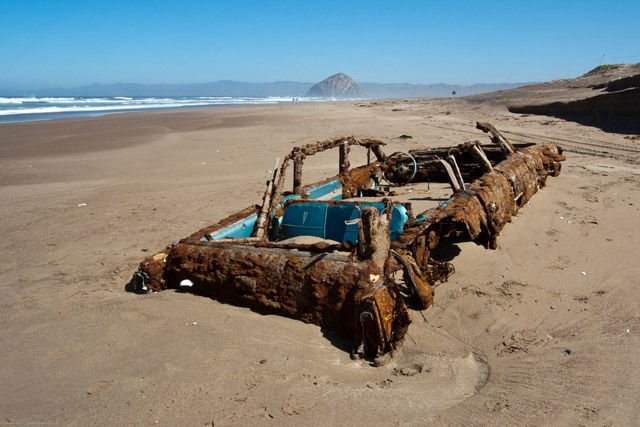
[1,98,640,426]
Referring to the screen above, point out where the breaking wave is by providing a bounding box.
[0,96,332,122]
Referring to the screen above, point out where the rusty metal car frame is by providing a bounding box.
[133,122,565,364]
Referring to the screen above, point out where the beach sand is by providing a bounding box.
[1,99,640,426]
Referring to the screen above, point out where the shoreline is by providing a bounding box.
[0,103,249,124]
[0,95,357,125]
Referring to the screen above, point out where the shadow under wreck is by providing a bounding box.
[132,122,565,365]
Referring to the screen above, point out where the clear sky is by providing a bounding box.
[2,0,639,89]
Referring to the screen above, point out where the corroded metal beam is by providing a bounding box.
[393,142,565,257]
[477,121,516,154]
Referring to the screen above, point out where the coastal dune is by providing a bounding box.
[1,96,640,425]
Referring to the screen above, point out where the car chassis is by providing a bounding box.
[133,122,565,364]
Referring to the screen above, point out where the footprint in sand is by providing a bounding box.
[86,379,114,396]
[281,397,316,416]
[579,215,599,236]
[550,255,571,270]
[496,329,548,356]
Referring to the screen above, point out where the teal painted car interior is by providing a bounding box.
[205,178,387,242]
[279,201,408,243]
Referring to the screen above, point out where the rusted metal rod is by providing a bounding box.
[437,158,461,192]
[253,157,280,239]
[477,122,516,155]
[469,143,493,173]
[447,155,466,191]
[339,142,350,175]
[293,155,304,195]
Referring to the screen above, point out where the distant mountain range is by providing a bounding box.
[2,80,530,99]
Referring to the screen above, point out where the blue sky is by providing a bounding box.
[2,0,639,89]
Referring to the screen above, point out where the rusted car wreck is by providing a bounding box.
[133,122,565,364]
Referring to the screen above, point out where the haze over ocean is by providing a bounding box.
[2,0,639,91]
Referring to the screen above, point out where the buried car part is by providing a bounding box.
[133,124,565,361]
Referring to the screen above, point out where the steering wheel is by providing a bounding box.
[382,152,417,185]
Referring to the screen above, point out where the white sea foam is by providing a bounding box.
[0,97,30,104]
[0,95,333,121]
[0,102,205,116]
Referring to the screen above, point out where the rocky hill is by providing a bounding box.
[306,73,368,97]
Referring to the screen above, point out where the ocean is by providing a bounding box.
[0,95,329,123]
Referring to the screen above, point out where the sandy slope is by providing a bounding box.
[1,96,640,426]
[467,63,640,135]
[467,63,640,107]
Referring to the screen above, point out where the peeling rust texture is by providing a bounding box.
[432,142,564,248]
[133,123,564,362]
[270,135,386,207]
[391,249,434,310]
[477,121,516,154]
[394,141,564,254]
[339,163,382,199]
[150,207,409,354]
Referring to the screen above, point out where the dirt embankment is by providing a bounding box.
[467,63,640,134]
